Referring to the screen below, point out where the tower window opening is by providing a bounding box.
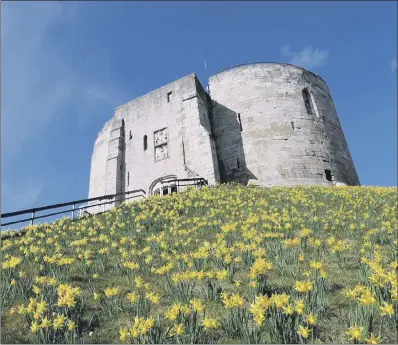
[302,88,320,118]
[167,91,172,102]
[325,169,332,182]
[127,172,130,186]
[143,135,148,151]
[236,158,240,169]
[129,130,132,140]
[237,113,243,131]
[302,88,314,115]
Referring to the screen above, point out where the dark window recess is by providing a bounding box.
[127,172,130,186]
[143,135,148,151]
[302,88,314,115]
[167,92,172,102]
[129,130,132,140]
[325,169,332,182]
[291,121,295,130]
[170,186,177,194]
[163,187,169,195]
[236,158,240,169]
[237,113,243,131]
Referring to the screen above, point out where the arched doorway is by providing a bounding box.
[149,175,178,196]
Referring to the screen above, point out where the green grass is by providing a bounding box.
[1,184,397,344]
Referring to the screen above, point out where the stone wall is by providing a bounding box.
[88,73,219,206]
[88,62,360,210]
[209,63,360,187]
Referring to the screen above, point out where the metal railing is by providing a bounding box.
[160,177,208,194]
[1,189,146,228]
[1,177,209,230]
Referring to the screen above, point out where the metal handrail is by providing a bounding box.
[1,189,146,228]
[1,178,209,229]
[161,178,208,184]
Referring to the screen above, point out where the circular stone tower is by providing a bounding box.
[208,63,360,187]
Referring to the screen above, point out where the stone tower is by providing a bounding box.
[88,62,360,211]
[208,63,360,187]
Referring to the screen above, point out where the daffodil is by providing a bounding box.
[170,323,184,336]
[380,302,394,317]
[201,317,218,330]
[304,312,317,325]
[297,325,311,339]
[282,304,294,315]
[365,333,381,344]
[295,280,313,293]
[30,321,40,333]
[346,325,363,341]
[40,317,51,329]
[53,314,67,330]
[67,320,76,331]
[190,298,204,313]
[119,328,130,342]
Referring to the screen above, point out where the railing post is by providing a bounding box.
[31,211,35,225]
[71,203,75,220]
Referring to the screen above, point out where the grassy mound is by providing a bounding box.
[1,185,397,344]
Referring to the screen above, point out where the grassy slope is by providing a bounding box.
[1,185,397,344]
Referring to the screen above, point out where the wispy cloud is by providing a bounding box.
[281,45,329,70]
[391,58,397,74]
[1,2,128,213]
[1,2,124,161]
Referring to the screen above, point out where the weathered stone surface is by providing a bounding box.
[88,63,360,212]
[208,63,360,187]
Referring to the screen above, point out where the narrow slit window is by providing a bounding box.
[127,172,130,186]
[167,91,172,102]
[236,158,240,169]
[302,88,314,115]
[129,130,132,140]
[325,169,332,182]
[237,113,243,131]
[143,135,148,151]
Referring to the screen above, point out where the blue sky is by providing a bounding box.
[1,1,397,215]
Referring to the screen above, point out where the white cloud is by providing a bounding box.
[281,45,329,70]
[1,2,129,214]
[1,2,124,161]
[391,58,397,74]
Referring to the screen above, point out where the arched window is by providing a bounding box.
[149,175,177,195]
[143,135,148,151]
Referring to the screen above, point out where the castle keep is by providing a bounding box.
[88,63,360,208]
